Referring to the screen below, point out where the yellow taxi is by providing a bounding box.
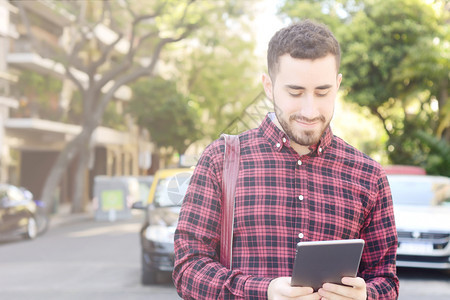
[133,167,194,284]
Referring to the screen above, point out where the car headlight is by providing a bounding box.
[144,225,176,244]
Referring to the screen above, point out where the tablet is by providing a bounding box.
[291,239,365,291]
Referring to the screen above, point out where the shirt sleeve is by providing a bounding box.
[359,169,399,300]
[173,141,272,299]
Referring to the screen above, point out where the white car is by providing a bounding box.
[388,174,450,270]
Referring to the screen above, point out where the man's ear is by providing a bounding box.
[337,73,343,89]
[262,73,273,100]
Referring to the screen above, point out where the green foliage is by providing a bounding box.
[16,70,62,121]
[280,0,449,175]
[415,130,450,176]
[127,77,200,154]
[172,4,261,140]
[102,102,126,131]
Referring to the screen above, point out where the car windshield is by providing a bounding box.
[153,172,192,207]
[388,176,450,206]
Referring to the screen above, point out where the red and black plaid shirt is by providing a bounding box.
[173,113,399,299]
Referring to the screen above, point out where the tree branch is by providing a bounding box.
[174,0,196,28]
[94,67,154,123]
[127,1,167,55]
[371,106,391,138]
[64,66,85,96]
[88,31,124,75]
[93,55,134,93]
[66,30,90,72]
[125,0,168,20]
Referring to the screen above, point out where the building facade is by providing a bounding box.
[0,0,153,211]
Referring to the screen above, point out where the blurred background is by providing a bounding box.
[0,0,448,214]
[0,1,449,299]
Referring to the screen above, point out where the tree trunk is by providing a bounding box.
[71,140,91,213]
[40,127,93,216]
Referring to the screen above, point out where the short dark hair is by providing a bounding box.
[267,20,341,80]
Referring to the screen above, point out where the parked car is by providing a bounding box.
[0,184,47,240]
[133,168,194,284]
[387,174,450,270]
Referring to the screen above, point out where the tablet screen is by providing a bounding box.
[291,239,365,291]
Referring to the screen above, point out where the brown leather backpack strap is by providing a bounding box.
[219,134,240,270]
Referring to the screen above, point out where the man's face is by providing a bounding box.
[263,54,342,151]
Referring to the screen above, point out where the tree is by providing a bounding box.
[16,0,254,213]
[172,7,262,140]
[129,2,261,165]
[280,0,449,173]
[127,77,201,159]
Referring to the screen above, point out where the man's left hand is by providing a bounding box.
[317,277,367,300]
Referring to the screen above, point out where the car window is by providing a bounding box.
[388,176,450,206]
[154,172,192,207]
[8,186,26,203]
[0,185,26,205]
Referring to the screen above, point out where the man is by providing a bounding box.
[173,20,399,300]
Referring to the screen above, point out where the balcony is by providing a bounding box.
[7,52,131,101]
[12,0,75,27]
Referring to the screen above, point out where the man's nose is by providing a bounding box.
[299,94,317,119]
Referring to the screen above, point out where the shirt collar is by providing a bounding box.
[259,112,333,156]
[309,126,333,156]
[258,113,288,152]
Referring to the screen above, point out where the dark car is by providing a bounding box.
[133,168,193,284]
[0,184,46,240]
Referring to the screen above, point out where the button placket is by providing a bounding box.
[294,155,308,243]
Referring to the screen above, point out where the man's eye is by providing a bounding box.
[316,91,329,97]
[289,91,303,97]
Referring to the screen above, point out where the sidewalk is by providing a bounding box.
[48,202,144,228]
[49,202,94,228]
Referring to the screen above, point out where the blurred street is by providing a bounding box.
[0,207,448,300]
[0,209,180,300]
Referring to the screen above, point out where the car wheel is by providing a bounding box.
[141,254,157,285]
[36,213,50,235]
[24,217,38,240]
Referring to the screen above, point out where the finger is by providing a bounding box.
[269,277,315,299]
[281,286,315,298]
[342,276,365,288]
[300,292,321,300]
[319,283,354,299]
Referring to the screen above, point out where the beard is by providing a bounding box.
[273,97,330,147]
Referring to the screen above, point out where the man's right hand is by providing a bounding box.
[267,277,320,300]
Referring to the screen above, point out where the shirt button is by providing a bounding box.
[282,137,287,143]
[298,195,304,201]
[276,143,281,148]
[298,232,304,239]
[297,160,302,166]
[318,147,323,153]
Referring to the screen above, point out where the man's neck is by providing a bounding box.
[290,142,311,156]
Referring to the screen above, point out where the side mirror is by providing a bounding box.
[131,201,146,210]
[20,188,33,200]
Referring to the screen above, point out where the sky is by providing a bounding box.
[252,0,285,57]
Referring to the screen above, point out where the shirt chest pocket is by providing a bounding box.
[307,181,370,241]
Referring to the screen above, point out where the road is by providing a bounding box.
[0,211,448,299]
[0,211,180,300]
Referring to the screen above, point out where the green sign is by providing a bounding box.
[101,190,124,211]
